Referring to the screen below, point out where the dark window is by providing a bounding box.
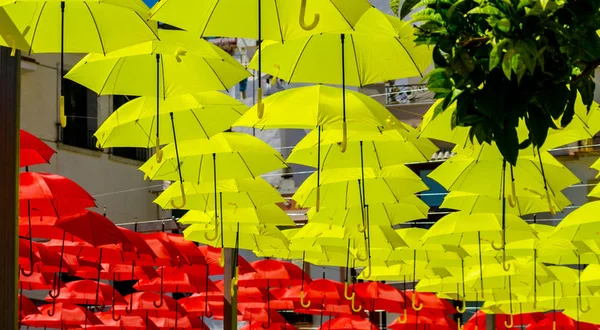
[60,74,98,150]
[110,95,150,162]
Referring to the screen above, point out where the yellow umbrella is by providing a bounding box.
[550,201,600,242]
[154,178,285,211]
[441,191,573,217]
[249,9,431,150]
[306,196,429,229]
[184,222,289,251]
[149,0,372,118]
[178,204,294,226]
[65,29,249,158]
[0,0,159,128]
[233,84,394,130]
[291,166,428,209]
[94,92,248,148]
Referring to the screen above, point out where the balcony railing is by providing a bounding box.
[384,83,434,106]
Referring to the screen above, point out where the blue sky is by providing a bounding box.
[144,0,158,8]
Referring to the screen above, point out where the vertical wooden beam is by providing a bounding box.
[223,248,237,330]
[0,45,20,330]
[486,313,495,330]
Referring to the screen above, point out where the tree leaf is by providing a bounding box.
[502,48,516,79]
[447,0,465,19]
[390,0,401,15]
[519,138,532,149]
[443,88,463,109]
[468,5,505,16]
[400,0,423,19]
[575,78,596,111]
[490,39,510,70]
[560,87,577,127]
[432,45,448,67]
[538,84,570,119]
[495,125,519,165]
[426,68,453,93]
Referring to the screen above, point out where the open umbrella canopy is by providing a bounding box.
[20,129,55,167]
[95,92,248,148]
[350,281,405,313]
[149,0,372,41]
[249,9,431,86]
[45,280,126,306]
[197,246,255,276]
[319,315,380,330]
[529,312,598,330]
[133,265,219,293]
[93,312,159,330]
[19,172,96,218]
[0,0,158,54]
[64,29,249,97]
[464,310,545,330]
[238,260,311,288]
[113,292,185,317]
[179,205,294,227]
[139,132,287,182]
[18,294,40,321]
[22,303,103,327]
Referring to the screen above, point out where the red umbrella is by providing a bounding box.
[52,211,133,249]
[91,312,159,330]
[388,313,457,330]
[117,227,158,265]
[20,129,56,167]
[319,315,381,330]
[19,172,95,218]
[21,303,103,327]
[351,282,405,313]
[143,232,192,267]
[147,232,208,266]
[113,292,186,318]
[149,314,210,330]
[465,310,545,330]
[45,280,126,307]
[18,294,40,321]
[19,239,75,274]
[294,303,368,318]
[74,262,159,281]
[215,279,267,303]
[405,291,456,316]
[238,260,310,287]
[19,271,54,290]
[133,265,219,295]
[528,312,598,330]
[198,246,254,275]
[241,322,297,330]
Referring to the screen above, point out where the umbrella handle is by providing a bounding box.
[356,250,368,262]
[218,249,225,268]
[344,282,355,301]
[300,291,312,308]
[257,88,265,119]
[170,183,186,208]
[155,137,163,163]
[339,121,347,153]
[456,299,467,313]
[412,297,423,311]
[316,185,320,212]
[546,193,557,215]
[111,307,121,321]
[357,223,366,233]
[508,180,517,207]
[153,294,164,308]
[350,295,362,312]
[204,223,219,241]
[580,299,590,313]
[20,267,34,277]
[398,310,408,324]
[47,299,56,316]
[299,0,320,30]
[491,235,504,251]
[553,320,556,330]
[504,314,514,328]
[501,249,511,272]
[111,273,121,321]
[48,273,61,299]
[458,317,463,330]
[230,266,239,296]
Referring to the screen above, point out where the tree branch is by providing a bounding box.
[571,58,600,85]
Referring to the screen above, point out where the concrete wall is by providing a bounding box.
[19,53,165,224]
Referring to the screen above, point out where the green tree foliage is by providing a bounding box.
[395,0,600,164]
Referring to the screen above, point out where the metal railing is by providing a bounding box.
[112,147,150,162]
[59,125,99,151]
[384,83,434,105]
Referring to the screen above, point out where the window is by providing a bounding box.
[110,95,150,162]
[60,74,99,150]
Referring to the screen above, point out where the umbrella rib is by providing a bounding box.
[372,141,383,170]
[198,0,221,38]
[27,2,47,55]
[204,57,230,92]
[328,0,358,31]
[197,154,204,185]
[83,3,106,55]
[286,36,313,84]
[394,37,424,78]
[160,55,167,98]
[272,0,284,43]
[348,35,364,88]
[146,116,155,148]
[98,58,125,96]
[237,152,256,177]
[133,11,160,41]
[320,144,333,171]
[133,120,152,147]
[190,110,211,138]
[382,178,400,203]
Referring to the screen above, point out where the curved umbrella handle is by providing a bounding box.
[204,223,219,241]
[125,295,133,314]
[355,250,368,262]
[153,294,164,308]
[350,295,362,312]
[48,273,61,299]
[170,183,186,208]
[356,223,366,233]
[46,299,57,317]
[412,297,423,311]
[153,268,164,308]
[491,234,504,251]
[458,317,463,330]
[580,299,590,313]
[398,310,408,324]
[111,273,121,321]
[111,307,121,321]
[20,267,34,277]
[344,282,355,301]
[361,258,372,279]
[300,291,312,308]
[218,249,225,268]
[502,249,511,272]
[299,0,320,31]
[339,122,347,153]
[456,299,467,313]
[155,137,163,163]
[504,314,514,328]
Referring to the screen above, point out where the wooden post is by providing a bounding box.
[223,248,237,330]
[486,313,495,330]
[0,45,20,330]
